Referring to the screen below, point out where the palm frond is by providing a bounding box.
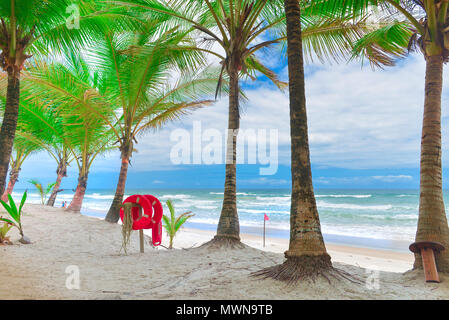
[244,55,287,90]
[351,21,414,68]
[174,211,194,232]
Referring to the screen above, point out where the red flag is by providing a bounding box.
[264,213,269,221]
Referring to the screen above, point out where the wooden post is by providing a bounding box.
[409,241,445,283]
[263,218,266,248]
[421,248,439,283]
[136,197,144,253]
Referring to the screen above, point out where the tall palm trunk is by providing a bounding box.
[214,65,241,243]
[253,0,333,282]
[66,173,88,212]
[105,154,130,223]
[46,161,67,206]
[0,72,20,195]
[414,55,449,272]
[284,0,331,264]
[1,167,19,201]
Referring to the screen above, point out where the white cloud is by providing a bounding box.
[240,177,289,185]
[314,175,414,186]
[371,175,413,182]
[19,53,449,178]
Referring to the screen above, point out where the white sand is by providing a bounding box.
[1,204,448,300]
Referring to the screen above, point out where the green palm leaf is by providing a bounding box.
[19,191,27,214]
[7,194,18,220]
[174,211,194,232]
[45,183,57,195]
[0,191,26,238]
[351,21,414,68]
[0,200,18,224]
[162,199,194,248]
[162,214,172,234]
[0,217,16,228]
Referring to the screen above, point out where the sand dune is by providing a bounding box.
[1,204,448,300]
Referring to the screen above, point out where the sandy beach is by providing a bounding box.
[1,204,448,300]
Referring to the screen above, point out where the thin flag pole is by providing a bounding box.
[263,215,266,248]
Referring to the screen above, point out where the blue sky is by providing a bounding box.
[13,51,449,190]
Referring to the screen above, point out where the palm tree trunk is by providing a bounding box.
[105,155,130,223]
[214,65,241,243]
[0,72,20,196]
[252,0,333,282]
[284,0,331,263]
[414,55,449,272]
[46,161,67,206]
[66,173,88,213]
[1,167,19,202]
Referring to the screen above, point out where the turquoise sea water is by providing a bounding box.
[15,188,449,249]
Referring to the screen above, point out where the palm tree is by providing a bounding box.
[18,111,73,207]
[0,96,42,201]
[46,147,72,206]
[0,133,41,201]
[252,0,337,283]
[22,60,116,213]
[116,0,370,246]
[0,0,142,197]
[115,0,291,246]
[1,70,77,207]
[86,27,220,223]
[19,96,74,207]
[0,81,59,201]
[18,87,74,207]
[65,132,112,213]
[319,0,449,273]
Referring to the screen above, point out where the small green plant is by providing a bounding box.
[28,179,56,205]
[0,222,13,245]
[162,200,194,249]
[0,191,30,244]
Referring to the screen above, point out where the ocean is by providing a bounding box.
[13,188,447,252]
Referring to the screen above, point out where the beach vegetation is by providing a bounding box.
[0,190,29,244]
[162,199,194,249]
[0,222,13,245]
[28,179,56,205]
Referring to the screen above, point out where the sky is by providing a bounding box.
[13,50,449,190]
